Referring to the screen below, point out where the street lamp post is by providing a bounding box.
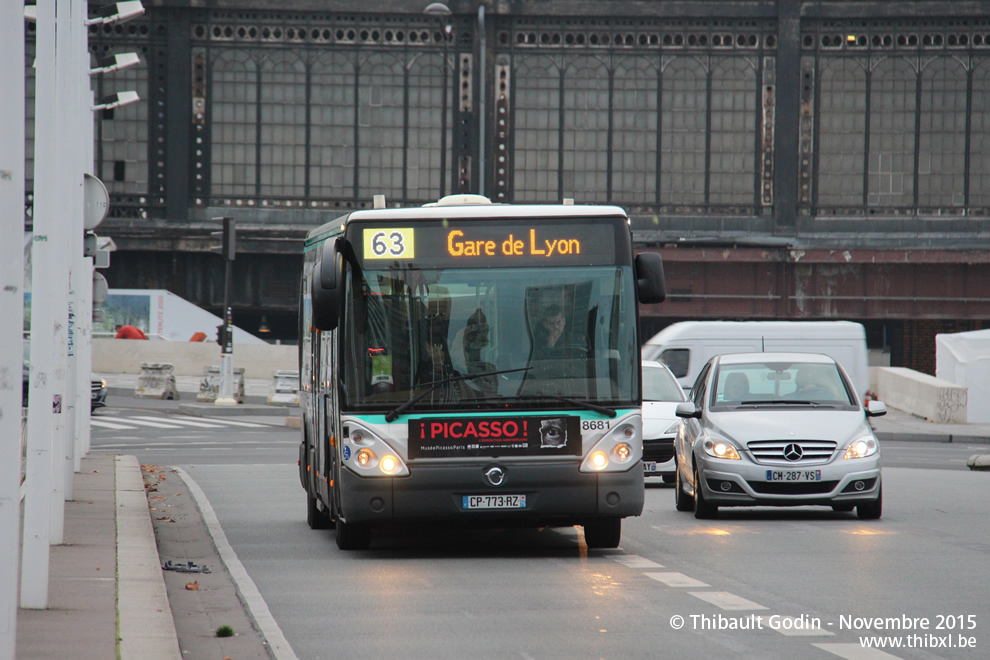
[424,2,452,199]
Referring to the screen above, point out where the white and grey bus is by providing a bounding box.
[299,195,665,549]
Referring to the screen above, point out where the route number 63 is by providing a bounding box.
[364,228,415,259]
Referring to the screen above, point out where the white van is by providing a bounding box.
[642,321,870,397]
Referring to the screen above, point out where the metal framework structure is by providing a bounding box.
[20,1,990,366]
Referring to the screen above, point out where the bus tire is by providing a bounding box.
[335,518,371,550]
[583,518,621,549]
[306,493,332,530]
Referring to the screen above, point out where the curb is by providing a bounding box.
[115,455,182,659]
[874,431,990,445]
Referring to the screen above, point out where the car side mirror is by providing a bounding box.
[675,401,701,419]
[865,400,887,417]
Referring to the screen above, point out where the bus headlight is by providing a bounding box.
[580,417,642,473]
[356,448,375,466]
[342,422,410,477]
[380,455,399,474]
[613,443,632,463]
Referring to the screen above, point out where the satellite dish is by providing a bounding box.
[83,173,110,230]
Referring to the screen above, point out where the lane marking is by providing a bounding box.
[644,572,709,588]
[812,643,903,659]
[104,418,184,429]
[756,615,833,636]
[174,467,299,660]
[688,591,769,610]
[611,554,664,569]
[91,419,139,430]
[193,417,272,428]
[131,415,226,429]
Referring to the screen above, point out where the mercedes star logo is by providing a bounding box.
[485,466,505,486]
[783,443,804,461]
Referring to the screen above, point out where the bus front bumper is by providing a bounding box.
[338,461,644,526]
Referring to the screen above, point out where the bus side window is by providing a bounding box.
[660,348,689,378]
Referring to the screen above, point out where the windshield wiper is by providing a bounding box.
[527,393,617,418]
[737,399,828,408]
[384,367,531,422]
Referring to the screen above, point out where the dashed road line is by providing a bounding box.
[644,572,710,588]
[130,415,226,428]
[812,643,902,659]
[610,554,664,569]
[688,591,769,610]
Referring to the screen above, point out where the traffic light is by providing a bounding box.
[215,323,226,346]
[210,216,236,260]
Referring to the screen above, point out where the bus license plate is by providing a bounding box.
[765,470,822,482]
[463,495,526,510]
[643,461,658,474]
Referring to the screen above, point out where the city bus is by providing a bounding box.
[299,194,665,549]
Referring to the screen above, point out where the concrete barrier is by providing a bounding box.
[197,366,245,404]
[268,370,300,407]
[93,338,296,379]
[135,362,179,400]
[872,366,968,423]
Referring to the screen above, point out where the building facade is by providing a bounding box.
[24,1,990,369]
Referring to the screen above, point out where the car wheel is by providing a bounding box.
[831,504,855,513]
[583,518,621,549]
[674,465,694,512]
[306,492,332,530]
[856,485,882,520]
[335,517,372,550]
[693,463,717,519]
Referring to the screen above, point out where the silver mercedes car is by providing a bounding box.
[673,352,886,520]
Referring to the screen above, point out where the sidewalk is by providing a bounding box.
[16,454,181,659]
[870,406,990,444]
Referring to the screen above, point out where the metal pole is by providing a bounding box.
[23,0,62,609]
[0,0,26,650]
[440,22,449,198]
[215,258,236,405]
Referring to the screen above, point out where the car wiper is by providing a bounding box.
[384,367,531,422]
[737,399,827,407]
[527,393,617,418]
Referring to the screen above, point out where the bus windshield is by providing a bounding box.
[341,264,639,413]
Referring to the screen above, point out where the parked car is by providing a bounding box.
[673,352,886,520]
[641,360,687,482]
[23,338,108,411]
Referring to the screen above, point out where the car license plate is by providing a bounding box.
[463,495,526,510]
[643,461,658,474]
[765,469,822,482]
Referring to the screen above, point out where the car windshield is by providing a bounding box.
[711,360,857,409]
[642,365,685,402]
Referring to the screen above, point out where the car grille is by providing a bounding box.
[643,438,674,463]
[748,480,839,495]
[747,440,837,464]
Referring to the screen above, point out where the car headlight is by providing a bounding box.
[703,438,741,460]
[843,436,878,459]
[663,421,680,435]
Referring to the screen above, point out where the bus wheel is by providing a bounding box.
[306,493,332,530]
[583,518,621,549]
[335,518,371,550]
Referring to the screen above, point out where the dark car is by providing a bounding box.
[23,338,108,411]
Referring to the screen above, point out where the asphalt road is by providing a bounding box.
[91,398,990,660]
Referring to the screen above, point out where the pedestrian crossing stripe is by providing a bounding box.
[93,414,271,429]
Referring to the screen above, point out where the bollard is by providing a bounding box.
[268,369,300,407]
[197,365,245,403]
[135,362,179,400]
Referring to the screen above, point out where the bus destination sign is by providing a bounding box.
[358,220,619,268]
[408,415,582,458]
